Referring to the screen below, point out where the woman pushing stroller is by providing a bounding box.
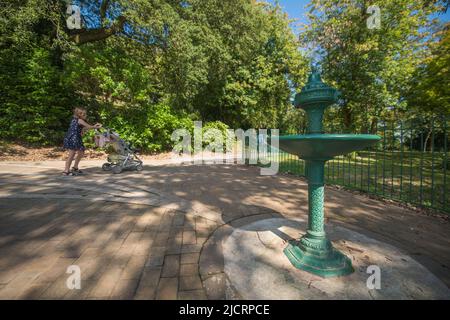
[62,107,102,176]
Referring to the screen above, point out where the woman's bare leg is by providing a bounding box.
[73,150,85,169]
[64,150,76,173]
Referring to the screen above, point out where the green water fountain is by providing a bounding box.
[279,69,381,278]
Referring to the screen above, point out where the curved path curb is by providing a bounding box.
[201,216,450,300]
[199,213,281,300]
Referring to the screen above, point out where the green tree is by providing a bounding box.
[0,0,308,149]
[406,23,450,116]
[301,0,444,133]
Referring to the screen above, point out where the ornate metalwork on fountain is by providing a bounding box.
[294,67,339,134]
[277,68,380,277]
[306,159,325,234]
[308,184,324,233]
[281,68,355,277]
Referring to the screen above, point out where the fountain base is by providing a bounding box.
[284,233,354,278]
[216,217,450,299]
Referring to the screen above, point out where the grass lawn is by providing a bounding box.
[272,150,449,214]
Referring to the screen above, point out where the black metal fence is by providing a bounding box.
[258,116,449,214]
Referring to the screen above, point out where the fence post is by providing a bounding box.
[382,124,387,196]
[431,118,435,208]
[390,122,395,198]
[268,116,448,213]
[399,121,404,201]
[444,116,448,212]
[420,122,425,206]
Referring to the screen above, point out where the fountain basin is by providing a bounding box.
[278,134,381,160]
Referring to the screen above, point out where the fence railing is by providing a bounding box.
[256,117,449,214]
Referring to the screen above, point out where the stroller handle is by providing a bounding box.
[95,126,113,133]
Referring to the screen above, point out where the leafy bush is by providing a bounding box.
[202,121,231,151]
[101,103,194,153]
[81,130,98,149]
[88,108,231,154]
[0,48,78,145]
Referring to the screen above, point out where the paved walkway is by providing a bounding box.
[0,160,449,299]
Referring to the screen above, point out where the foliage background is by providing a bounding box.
[0,0,448,152]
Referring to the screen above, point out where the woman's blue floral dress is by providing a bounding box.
[63,117,85,151]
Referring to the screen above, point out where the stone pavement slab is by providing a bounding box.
[221,218,450,299]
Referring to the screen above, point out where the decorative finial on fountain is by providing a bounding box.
[308,65,322,84]
[294,67,339,134]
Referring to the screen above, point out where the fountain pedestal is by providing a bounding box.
[279,70,380,278]
[284,159,353,277]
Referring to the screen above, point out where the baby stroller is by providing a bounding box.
[94,127,144,174]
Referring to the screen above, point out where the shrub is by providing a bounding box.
[101,103,194,153]
[0,48,77,145]
[202,120,231,151]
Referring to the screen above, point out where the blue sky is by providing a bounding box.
[265,0,450,34]
[266,0,309,34]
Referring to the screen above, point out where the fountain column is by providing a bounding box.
[306,160,325,236]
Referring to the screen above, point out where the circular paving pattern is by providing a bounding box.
[221,218,450,300]
[1,162,450,300]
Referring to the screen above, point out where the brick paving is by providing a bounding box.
[0,161,449,299]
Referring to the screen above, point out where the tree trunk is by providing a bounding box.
[342,106,352,132]
[70,16,126,45]
[424,128,432,152]
[67,0,125,45]
[370,118,378,134]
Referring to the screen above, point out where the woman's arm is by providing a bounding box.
[78,118,101,130]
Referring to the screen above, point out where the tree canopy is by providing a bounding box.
[301,0,448,133]
[0,0,448,150]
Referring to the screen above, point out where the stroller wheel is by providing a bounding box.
[112,165,123,174]
[102,163,112,171]
[136,164,143,172]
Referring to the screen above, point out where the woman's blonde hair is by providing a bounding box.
[73,107,87,118]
